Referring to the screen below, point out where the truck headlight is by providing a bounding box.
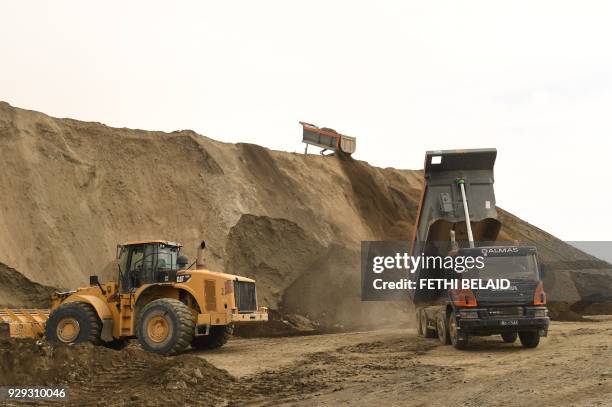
[533,309,547,317]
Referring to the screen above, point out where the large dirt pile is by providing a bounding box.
[0,263,56,308]
[0,340,234,406]
[225,214,326,308]
[0,101,610,327]
[497,210,612,318]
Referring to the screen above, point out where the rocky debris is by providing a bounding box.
[0,339,234,406]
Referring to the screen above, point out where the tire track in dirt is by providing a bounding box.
[198,318,612,406]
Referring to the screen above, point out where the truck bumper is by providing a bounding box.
[231,308,268,324]
[456,308,550,337]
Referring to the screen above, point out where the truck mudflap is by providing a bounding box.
[0,309,50,339]
[231,307,269,324]
[457,314,550,337]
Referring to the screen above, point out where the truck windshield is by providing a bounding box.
[475,254,538,280]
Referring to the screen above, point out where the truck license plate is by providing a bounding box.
[500,320,519,326]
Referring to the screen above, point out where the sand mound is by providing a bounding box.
[0,101,610,326]
[282,244,413,330]
[225,214,325,308]
[0,263,56,308]
[497,210,612,318]
[0,339,234,406]
[337,155,417,240]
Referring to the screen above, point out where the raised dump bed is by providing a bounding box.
[300,121,356,155]
[410,148,549,349]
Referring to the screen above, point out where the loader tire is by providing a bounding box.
[45,302,102,345]
[192,324,233,350]
[137,298,195,355]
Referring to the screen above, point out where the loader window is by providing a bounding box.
[141,244,157,283]
[118,246,131,292]
[156,245,179,271]
[118,247,129,274]
[129,247,144,269]
[118,243,182,292]
[128,245,147,288]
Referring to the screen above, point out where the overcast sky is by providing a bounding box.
[1,1,611,241]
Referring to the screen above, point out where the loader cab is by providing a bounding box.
[117,240,184,292]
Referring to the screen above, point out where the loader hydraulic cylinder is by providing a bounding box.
[457,179,475,248]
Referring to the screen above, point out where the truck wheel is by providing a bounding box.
[421,311,436,338]
[45,302,101,345]
[449,311,468,349]
[137,299,195,355]
[192,325,234,350]
[518,331,540,348]
[501,332,518,343]
[437,313,451,345]
[416,310,423,336]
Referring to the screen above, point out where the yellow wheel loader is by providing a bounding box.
[2,240,267,355]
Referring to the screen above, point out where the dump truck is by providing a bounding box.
[1,240,267,355]
[300,121,356,155]
[411,149,549,349]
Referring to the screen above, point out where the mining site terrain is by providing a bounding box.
[0,102,611,405]
[1,101,611,327]
[2,317,611,406]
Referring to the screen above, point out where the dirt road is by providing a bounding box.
[196,317,612,406]
[1,317,610,406]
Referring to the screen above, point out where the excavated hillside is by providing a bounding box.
[0,263,55,308]
[0,101,610,328]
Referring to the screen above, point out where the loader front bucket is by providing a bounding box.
[0,309,49,339]
[0,322,10,340]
